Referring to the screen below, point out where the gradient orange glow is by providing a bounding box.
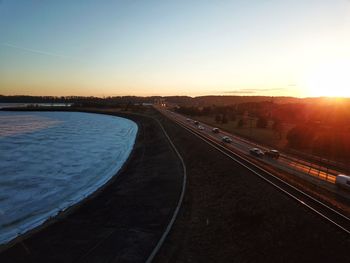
[301,59,350,97]
[1,1,350,97]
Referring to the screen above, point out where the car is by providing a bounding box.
[265,149,280,159]
[249,148,264,158]
[335,174,350,190]
[212,128,220,133]
[198,125,205,130]
[186,118,191,122]
[194,121,199,125]
[222,136,232,143]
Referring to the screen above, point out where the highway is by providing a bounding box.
[156,106,350,235]
[162,109,339,184]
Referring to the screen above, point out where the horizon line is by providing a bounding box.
[1,94,350,100]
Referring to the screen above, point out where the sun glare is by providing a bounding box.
[301,60,350,98]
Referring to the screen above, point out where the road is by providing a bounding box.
[156,106,350,236]
[161,108,340,185]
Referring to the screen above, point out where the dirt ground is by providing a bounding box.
[151,109,350,263]
[0,110,183,263]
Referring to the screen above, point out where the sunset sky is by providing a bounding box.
[1,0,350,97]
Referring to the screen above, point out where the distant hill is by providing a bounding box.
[188,96,301,106]
[1,95,349,107]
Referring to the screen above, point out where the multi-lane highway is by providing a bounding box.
[156,106,350,235]
[161,108,340,185]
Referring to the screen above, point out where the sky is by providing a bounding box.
[0,0,350,97]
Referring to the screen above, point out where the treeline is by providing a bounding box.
[174,102,279,126]
[2,95,339,106]
[287,124,350,160]
[0,95,158,104]
[175,100,350,127]
[3,95,349,108]
[175,100,350,160]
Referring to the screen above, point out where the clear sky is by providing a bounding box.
[1,0,350,97]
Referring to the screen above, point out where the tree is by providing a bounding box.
[124,101,132,111]
[215,114,222,123]
[202,106,212,115]
[286,124,316,149]
[222,114,228,124]
[256,116,268,128]
[229,113,237,121]
[272,118,283,139]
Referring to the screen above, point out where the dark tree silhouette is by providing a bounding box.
[256,116,268,128]
[229,113,237,121]
[222,114,228,124]
[215,114,222,123]
[286,125,316,149]
[272,118,284,139]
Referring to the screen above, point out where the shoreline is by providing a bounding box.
[0,108,184,262]
[0,111,138,249]
[0,112,139,252]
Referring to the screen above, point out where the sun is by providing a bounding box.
[301,59,350,98]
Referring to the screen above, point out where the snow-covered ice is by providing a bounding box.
[0,111,138,245]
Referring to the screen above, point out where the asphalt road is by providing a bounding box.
[162,109,339,185]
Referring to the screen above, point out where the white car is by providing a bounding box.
[198,125,205,130]
[336,174,350,190]
[212,128,220,133]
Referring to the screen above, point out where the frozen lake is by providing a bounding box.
[0,111,138,245]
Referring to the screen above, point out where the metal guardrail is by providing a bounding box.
[279,156,336,183]
[288,148,350,173]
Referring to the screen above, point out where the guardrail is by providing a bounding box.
[288,148,350,173]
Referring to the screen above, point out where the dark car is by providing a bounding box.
[222,136,232,143]
[265,149,280,159]
[212,128,220,133]
[249,148,264,158]
[194,121,199,125]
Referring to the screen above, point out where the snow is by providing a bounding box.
[0,111,138,245]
